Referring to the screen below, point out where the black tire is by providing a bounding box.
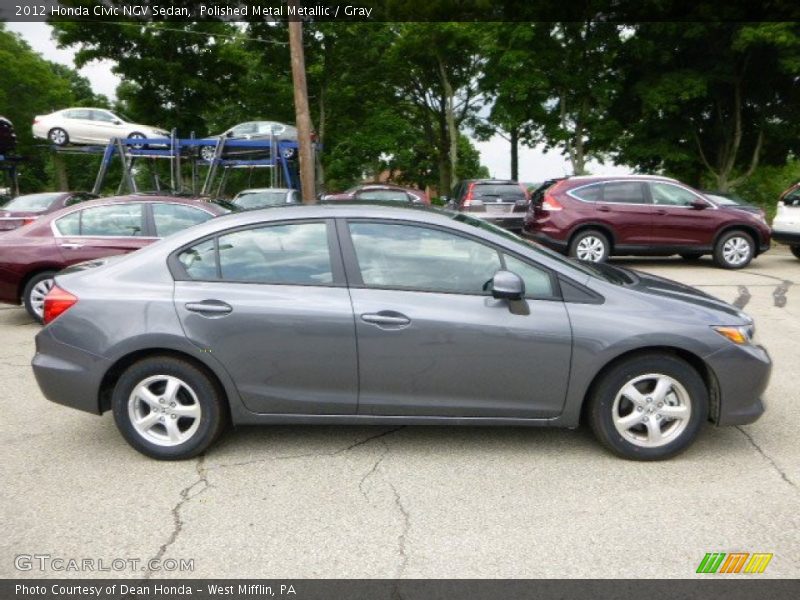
[713,230,755,269]
[128,131,147,149]
[790,245,800,260]
[48,127,69,146]
[680,252,703,260]
[587,353,708,461]
[569,229,610,263]
[22,271,56,324]
[112,357,228,460]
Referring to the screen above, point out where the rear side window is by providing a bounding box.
[64,109,91,120]
[54,211,81,235]
[570,184,602,202]
[152,203,213,237]
[602,182,647,204]
[80,204,144,237]
[473,184,526,200]
[178,239,217,280]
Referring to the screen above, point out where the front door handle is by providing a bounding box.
[185,300,233,316]
[60,243,84,249]
[655,209,668,215]
[361,311,411,327]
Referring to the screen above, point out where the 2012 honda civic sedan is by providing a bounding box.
[32,204,771,461]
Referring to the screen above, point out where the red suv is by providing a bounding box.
[523,176,771,269]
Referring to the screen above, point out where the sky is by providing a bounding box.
[6,22,631,182]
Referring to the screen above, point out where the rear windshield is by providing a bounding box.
[355,190,409,202]
[472,184,525,199]
[233,191,288,209]
[4,193,61,212]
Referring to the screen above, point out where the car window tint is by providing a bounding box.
[503,254,554,298]
[234,191,289,209]
[650,183,699,206]
[349,222,502,294]
[66,109,91,120]
[54,211,81,236]
[784,190,800,207]
[256,122,284,135]
[218,222,332,285]
[65,193,95,206]
[473,184,525,200]
[178,239,218,280]
[570,184,602,202]
[602,182,647,204]
[4,192,61,212]
[80,204,144,237]
[231,123,258,135]
[153,203,213,237]
[91,110,116,122]
[354,190,410,202]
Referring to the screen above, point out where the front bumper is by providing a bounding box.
[32,328,110,415]
[705,342,771,426]
[771,230,800,245]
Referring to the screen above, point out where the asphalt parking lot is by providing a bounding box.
[1,247,798,580]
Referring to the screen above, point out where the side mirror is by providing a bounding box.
[491,270,525,301]
[691,199,708,210]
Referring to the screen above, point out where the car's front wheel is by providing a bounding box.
[128,132,147,149]
[200,145,217,161]
[112,357,228,460]
[790,245,800,260]
[569,229,610,263]
[587,353,708,460]
[23,271,56,323]
[714,230,755,269]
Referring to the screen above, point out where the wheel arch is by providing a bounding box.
[18,266,63,304]
[713,224,763,256]
[567,222,617,251]
[579,346,721,425]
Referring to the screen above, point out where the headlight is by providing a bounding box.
[712,324,757,345]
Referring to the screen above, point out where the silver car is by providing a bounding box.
[231,188,301,210]
[32,205,771,460]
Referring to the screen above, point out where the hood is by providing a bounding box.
[594,263,749,322]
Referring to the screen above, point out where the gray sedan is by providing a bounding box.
[31,205,771,460]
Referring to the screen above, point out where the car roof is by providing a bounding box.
[566,174,679,183]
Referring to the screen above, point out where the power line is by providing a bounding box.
[94,20,289,46]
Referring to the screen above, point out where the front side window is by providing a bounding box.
[152,203,213,237]
[79,204,144,237]
[503,253,554,298]
[348,222,501,294]
[231,122,258,136]
[91,110,117,123]
[602,181,647,204]
[650,182,700,207]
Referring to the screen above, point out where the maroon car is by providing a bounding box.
[523,175,771,269]
[0,191,98,233]
[324,183,429,204]
[0,195,226,321]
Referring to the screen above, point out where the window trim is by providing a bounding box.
[168,218,346,288]
[338,218,561,301]
[51,201,152,239]
[647,181,719,209]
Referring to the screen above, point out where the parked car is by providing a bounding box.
[772,182,800,259]
[231,188,301,210]
[446,179,529,231]
[702,191,765,217]
[0,195,225,322]
[0,191,97,233]
[32,108,169,147]
[324,183,429,204]
[199,121,305,161]
[0,116,16,154]
[32,204,769,461]
[523,175,771,269]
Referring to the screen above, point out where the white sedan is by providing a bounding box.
[32,108,169,146]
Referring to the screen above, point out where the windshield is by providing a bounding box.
[4,193,61,212]
[233,191,289,209]
[451,212,622,283]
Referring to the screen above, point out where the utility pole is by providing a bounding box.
[288,7,316,203]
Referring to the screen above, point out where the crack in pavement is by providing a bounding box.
[143,455,210,580]
[358,440,390,502]
[208,426,405,471]
[735,426,797,490]
[387,480,410,578]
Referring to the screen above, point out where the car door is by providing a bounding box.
[171,219,358,415]
[53,203,153,265]
[596,181,653,246]
[62,109,94,143]
[340,219,573,418]
[648,182,721,247]
[88,110,126,143]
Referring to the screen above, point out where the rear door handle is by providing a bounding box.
[60,243,84,249]
[361,311,411,327]
[597,205,610,212]
[185,300,233,316]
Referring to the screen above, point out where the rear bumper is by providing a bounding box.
[32,328,109,415]
[468,212,526,230]
[522,229,569,252]
[705,342,771,426]
[771,230,800,245]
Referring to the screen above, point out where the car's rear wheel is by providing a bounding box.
[48,128,69,146]
[680,252,703,260]
[790,245,800,260]
[23,271,56,323]
[570,229,610,263]
[112,357,227,460]
[587,353,708,460]
[713,230,754,269]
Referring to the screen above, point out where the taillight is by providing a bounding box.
[22,217,37,226]
[43,285,78,324]
[541,194,563,211]
[463,183,476,207]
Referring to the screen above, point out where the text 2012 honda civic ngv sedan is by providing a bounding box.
[31,205,771,461]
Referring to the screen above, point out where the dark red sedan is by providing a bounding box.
[0,191,98,233]
[323,183,429,204]
[0,195,226,321]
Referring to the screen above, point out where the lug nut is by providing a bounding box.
[170,402,176,408]
[642,416,649,422]
[657,402,663,408]
[171,414,177,419]
[159,398,165,404]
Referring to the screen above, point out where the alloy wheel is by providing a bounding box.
[128,375,202,446]
[49,129,66,145]
[29,278,54,319]
[722,236,751,266]
[576,236,606,262]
